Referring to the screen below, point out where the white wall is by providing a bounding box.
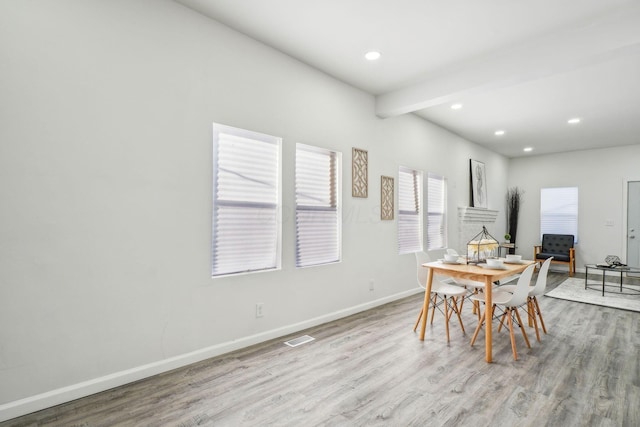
[0,0,508,419]
[508,144,640,271]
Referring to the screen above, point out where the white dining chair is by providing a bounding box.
[413,252,467,342]
[497,257,553,341]
[470,263,536,360]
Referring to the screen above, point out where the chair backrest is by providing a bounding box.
[415,252,431,289]
[541,234,574,254]
[530,257,552,296]
[504,264,536,307]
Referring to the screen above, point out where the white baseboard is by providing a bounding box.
[0,287,422,423]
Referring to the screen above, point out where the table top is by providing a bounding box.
[423,259,535,282]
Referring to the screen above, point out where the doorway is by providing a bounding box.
[627,181,640,275]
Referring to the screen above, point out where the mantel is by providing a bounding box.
[456,207,500,253]
[458,207,499,223]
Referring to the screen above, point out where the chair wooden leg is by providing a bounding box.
[413,307,424,332]
[471,288,484,318]
[506,308,518,360]
[419,293,467,341]
[527,300,534,327]
[452,297,465,334]
[471,289,477,314]
[444,296,451,343]
[446,300,455,322]
[570,259,575,276]
[528,298,541,342]
[497,311,508,332]
[533,296,547,334]
[514,307,531,349]
[430,294,437,325]
[470,310,486,346]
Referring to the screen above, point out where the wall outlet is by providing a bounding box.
[369,280,374,291]
[256,303,264,318]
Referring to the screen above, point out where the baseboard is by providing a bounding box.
[0,287,422,422]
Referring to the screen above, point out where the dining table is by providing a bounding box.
[419,259,536,362]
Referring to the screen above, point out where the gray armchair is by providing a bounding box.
[534,234,576,276]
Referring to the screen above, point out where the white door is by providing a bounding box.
[627,181,640,275]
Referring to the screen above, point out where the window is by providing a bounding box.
[540,187,578,242]
[398,166,423,254]
[427,173,446,250]
[212,123,281,277]
[295,144,342,267]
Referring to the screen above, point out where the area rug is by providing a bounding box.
[545,277,640,312]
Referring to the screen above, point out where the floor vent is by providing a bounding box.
[284,335,315,347]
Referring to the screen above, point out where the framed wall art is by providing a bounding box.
[381,175,394,220]
[352,148,368,198]
[470,159,487,208]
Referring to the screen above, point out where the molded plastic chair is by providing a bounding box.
[470,264,536,360]
[498,257,552,341]
[413,252,467,342]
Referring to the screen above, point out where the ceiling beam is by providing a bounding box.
[375,5,640,118]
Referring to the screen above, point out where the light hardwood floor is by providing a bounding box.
[3,272,639,426]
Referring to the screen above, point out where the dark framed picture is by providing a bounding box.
[470,159,487,208]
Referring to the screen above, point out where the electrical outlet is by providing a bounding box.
[256,303,264,318]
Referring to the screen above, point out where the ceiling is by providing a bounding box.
[176,0,640,158]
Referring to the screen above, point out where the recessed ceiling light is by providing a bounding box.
[364,51,381,61]
[524,147,533,152]
[494,130,505,136]
[451,103,463,110]
[567,117,581,124]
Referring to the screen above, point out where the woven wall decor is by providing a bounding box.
[352,148,368,198]
[381,175,394,220]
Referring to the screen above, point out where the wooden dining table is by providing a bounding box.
[419,259,536,362]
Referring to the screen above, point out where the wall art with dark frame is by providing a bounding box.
[470,159,487,208]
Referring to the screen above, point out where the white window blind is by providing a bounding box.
[212,123,281,277]
[540,187,578,242]
[398,166,423,254]
[295,144,342,267]
[427,173,446,250]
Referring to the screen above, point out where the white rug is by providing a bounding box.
[545,277,640,312]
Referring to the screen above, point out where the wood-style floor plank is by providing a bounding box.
[2,272,639,426]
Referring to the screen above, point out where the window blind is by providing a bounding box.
[398,166,423,254]
[540,187,578,242]
[212,123,281,276]
[427,173,446,250]
[295,144,341,267]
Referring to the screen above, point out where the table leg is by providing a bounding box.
[602,271,605,296]
[484,276,493,363]
[419,268,434,341]
[620,271,623,292]
[585,266,589,289]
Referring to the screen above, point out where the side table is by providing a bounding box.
[499,243,515,258]
[584,264,640,296]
